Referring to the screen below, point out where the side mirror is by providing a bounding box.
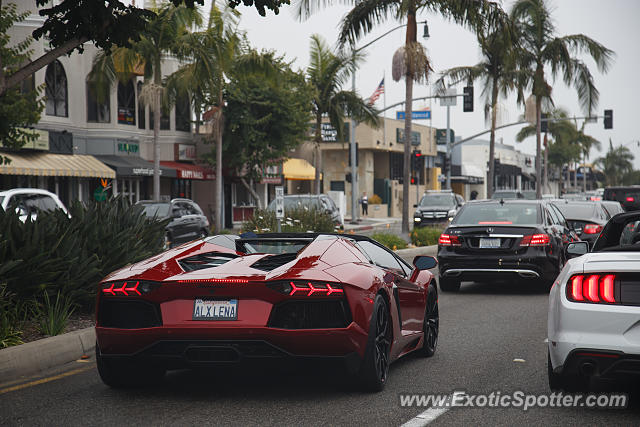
[566,241,588,258]
[413,255,438,270]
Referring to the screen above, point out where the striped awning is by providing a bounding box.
[0,152,115,178]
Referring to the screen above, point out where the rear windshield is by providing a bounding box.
[139,203,170,218]
[491,191,520,199]
[552,203,596,220]
[239,239,309,254]
[453,203,540,225]
[419,194,455,207]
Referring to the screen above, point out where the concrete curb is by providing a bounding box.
[0,327,95,383]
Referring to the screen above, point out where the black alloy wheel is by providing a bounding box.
[419,285,439,357]
[359,295,391,392]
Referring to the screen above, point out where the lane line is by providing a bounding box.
[401,407,449,427]
[0,366,93,395]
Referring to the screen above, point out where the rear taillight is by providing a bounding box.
[566,274,617,304]
[438,233,461,246]
[583,224,603,234]
[267,281,344,297]
[626,196,635,202]
[519,233,550,246]
[101,281,159,296]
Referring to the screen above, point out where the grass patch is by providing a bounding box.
[371,233,407,250]
[410,226,444,247]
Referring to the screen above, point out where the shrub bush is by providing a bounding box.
[410,226,443,247]
[243,208,338,233]
[37,291,75,336]
[371,233,407,250]
[0,196,167,310]
[369,194,382,205]
[0,284,24,349]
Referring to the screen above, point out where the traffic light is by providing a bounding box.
[604,109,613,129]
[345,173,352,183]
[442,155,449,174]
[541,113,548,133]
[410,176,416,185]
[411,150,422,171]
[463,86,474,112]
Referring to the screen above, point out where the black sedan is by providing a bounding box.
[550,200,609,247]
[137,198,209,247]
[437,200,572,292]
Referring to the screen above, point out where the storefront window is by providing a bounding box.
[87,82,110,123]
[117,80,136,125]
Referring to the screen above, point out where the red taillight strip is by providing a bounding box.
[124,281,141,296]
[177,278,249,284]
[575,352,620,359]
[102,283,115,295]
[520,233,550,246]
[601,274,615,303]
[583,224,602,235]
[570,275,584,301]
[438,234,461,246]
[326,284,343,295]
[289,281,343,297]
[114,282,127,295]
[585,275,600,302]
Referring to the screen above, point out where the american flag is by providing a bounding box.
[367,78,384,106]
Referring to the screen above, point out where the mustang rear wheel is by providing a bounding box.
[418,284,439,357]
[358,294,391,392]
[96,343,165,388]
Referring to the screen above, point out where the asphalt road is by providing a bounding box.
[2,263,639,425]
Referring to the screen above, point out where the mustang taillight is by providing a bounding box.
[583,224,603,234]
[267,281,344,297]
[520,233,550,246]
[566,274,617,304]
[101,281,159,296]
[438,234,461,246]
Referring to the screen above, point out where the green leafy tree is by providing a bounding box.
[0,2,44,164]
[435,11,517,198]
[222,51,314,207]
[88,3,202,202]
[511,0,614,198]
[298,0,500,232]
[596,140,634,187]
[0,0,289,97]
[306,34,379,195]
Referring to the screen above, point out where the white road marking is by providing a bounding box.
[513,358,526,363]
[401,407,449,427]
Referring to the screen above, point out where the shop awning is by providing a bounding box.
[283,158,321,180]
[160,161,215,180]
[0,152,115,178]
[96,155,177,178]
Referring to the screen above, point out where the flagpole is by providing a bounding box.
[383,72,386,147]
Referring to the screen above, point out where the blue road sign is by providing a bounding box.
[396,110,431,120]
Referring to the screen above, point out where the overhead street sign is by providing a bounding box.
[439,88,457,107]
[436,129,455,145]
[396,110,431,120]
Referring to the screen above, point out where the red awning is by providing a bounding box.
[160,161,214,180]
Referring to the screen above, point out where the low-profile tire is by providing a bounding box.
[439,276,460,293]
[358,294,391,392]
[547,351,588,392]
[96,343,165,388]
[418,284,439,357]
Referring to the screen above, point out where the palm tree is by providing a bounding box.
[596,140,633,187]
[435,12,517,198]
[88,3,202,201]
[510,0,614,199]
[306,34,379,196]
[298,0,500,233]
[516,108,577,194]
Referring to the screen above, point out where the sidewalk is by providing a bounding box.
[342,216,401,233]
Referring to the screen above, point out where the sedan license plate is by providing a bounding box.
[479,238,501,248]
[193,299,238,320]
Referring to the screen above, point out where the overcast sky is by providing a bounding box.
[203,0,639,168]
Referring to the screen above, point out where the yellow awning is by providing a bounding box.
[0,152,115,179]
[283,158,321,180]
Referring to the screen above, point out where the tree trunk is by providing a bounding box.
[153,67,161,202]
[314,113,322,195]
[487,80,498,199]
[543,133,549,194]
[535,97,542,199]
[215,89,224,232]
[240,177,262,209]
[401,12,417,234]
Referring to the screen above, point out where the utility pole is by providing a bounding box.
[446,103,451,190]
[350,62,358,223]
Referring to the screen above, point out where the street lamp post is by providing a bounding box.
[348,21,429,223]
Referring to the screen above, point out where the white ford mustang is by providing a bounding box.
[548,211,640,391]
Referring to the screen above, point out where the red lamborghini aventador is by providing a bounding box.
[95,233,439,391]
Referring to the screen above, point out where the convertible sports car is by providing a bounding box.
[95,233,439,391]
[548,211,640,391]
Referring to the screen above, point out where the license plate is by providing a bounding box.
[193,299,238,320]
[479,238,501,248]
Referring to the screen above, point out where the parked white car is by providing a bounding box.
[548,211,640,391]
[0,188,68,222]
